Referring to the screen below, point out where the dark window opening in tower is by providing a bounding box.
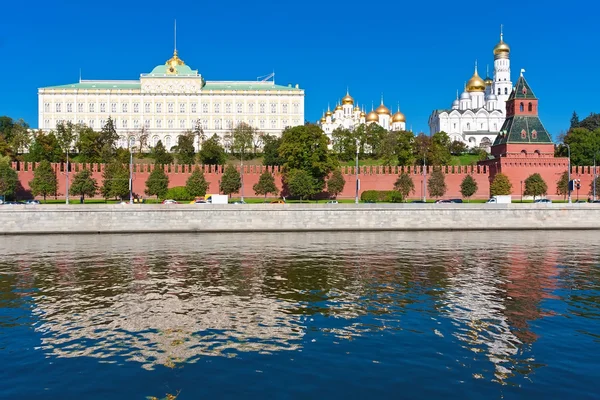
[520,103,524,112]
[505,88,508,95]
[497,88,501,95]
[528,103,533,112]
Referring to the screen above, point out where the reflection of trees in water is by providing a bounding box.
[1,232,599,379]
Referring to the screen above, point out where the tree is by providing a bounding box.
[427,168,447,198]
[394,173,415,201]
[9,124,31,155]
[145,166,169,200]
[262,134,284,166]
[101,162,129,200]
[253,171,279,200]
[55,122,77,162]
[364,123,386,156]
[589,176,600,199]
[151,140,173,165]
[98,117,119,162]
[27,131,63,162]
[220,165,241,197]
[174,132,196,165]
[76,126,102,162]
[570,111,580,129]
[279,124,337,194]
[231,122,255,159]
[430,131,452,165]
[331,127,356,162]
[556,171,569,200]
[0,159,18,200]
[396,130,415,166]
[69,169,98,202]
[186,167,210,198]
[578,112,600,132]
[449,140,468,156]
[199,134,227,165]
[490,173,513,196]
[524,173,548,200]
[0,134,11,158]
[326,170,346,199]
[460,175,478,202]
[377,130,399,166]
[29,160,57,202]
[285,169,315,201]
[563,127,600,165]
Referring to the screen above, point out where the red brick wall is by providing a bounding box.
[12,162,599,201]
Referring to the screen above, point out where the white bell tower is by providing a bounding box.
[492,25,512,110]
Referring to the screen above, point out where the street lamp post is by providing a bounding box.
[65,150,70,205]
[129,146,134,204]
[422,154,426,202]
[594,152,599,201]
[566,143,571,204]
[355,138,359,204]
[240,147,244,203]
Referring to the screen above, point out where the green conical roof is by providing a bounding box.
[508,75,536,100]
[494,116,552,145]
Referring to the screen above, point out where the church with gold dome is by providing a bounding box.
[38,47,305,150]
[318,91,406,138]
[428,29,513,151]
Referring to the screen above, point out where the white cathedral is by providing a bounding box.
[318,91,407,138]
[428,30,513,151]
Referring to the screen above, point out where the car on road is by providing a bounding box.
[411,200,426,203]
[534,199,552,203]
[449,199,463,203]
[575,200,587,204]
[270,200,285,204]
[162,199,178,204]
[232,200,247,204]
[326,200,338,204]
[25,200,41,205]
[435,199,452,204]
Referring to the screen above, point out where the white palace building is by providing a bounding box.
[38,48,305,150]
[428,29,513,151]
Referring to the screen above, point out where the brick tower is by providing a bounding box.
[480,71,569,197]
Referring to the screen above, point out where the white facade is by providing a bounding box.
[428,30,512,151]
[38,50,305,150]
[319,92,407,138]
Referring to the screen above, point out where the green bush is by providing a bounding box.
[360,190,401,202]
[165,186,192,201]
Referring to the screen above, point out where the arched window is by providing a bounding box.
[528,102,533,112]
[129,136,136,148]
[504,88,508,95]
[165,136,172,150]
[497,88,501,95]
[466,123,471,130]
[521,150,527,156]
[520,103,524,112]
[152,136,159,147]
[532,130,538,139]
[521,129,527,139]
[534,150,541,157]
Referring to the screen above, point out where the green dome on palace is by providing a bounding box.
[150,64,196,76]
[148,50,198,76]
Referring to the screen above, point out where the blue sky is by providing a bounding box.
[1,0,598,138]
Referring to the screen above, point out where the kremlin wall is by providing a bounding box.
[10,161,598,201]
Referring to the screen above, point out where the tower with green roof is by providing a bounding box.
[490,72,554,159]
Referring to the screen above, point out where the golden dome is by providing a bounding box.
[366,111,379,122]
[325,108,333,117]
[360,111,366,118]
[375,103,391,115]
[392,111,406,123]
[166,50,185,68]
[320,116,326,123]
[484,76,493,86]
[466,67,486,92]
[335,103,343,111]
[354,105,361,112]
[493,38,510,59]
[342,91,354,105]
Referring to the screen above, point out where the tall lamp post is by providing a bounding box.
[566,143,571,204]
[355,138,359,204]
[65,150,70,205]
[594,152,599,201]
[520,180,523,203]
[422,155,427,202]
[240,145,244,203]
[129,145,134,204]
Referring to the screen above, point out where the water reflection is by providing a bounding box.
[1,232,599,385]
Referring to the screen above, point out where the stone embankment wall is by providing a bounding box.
[11,162,599,201]
[1,204,599,234]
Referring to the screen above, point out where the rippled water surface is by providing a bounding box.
[1,232,599,399]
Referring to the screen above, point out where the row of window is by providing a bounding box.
[46,118,299,130]
[44,102,300,114]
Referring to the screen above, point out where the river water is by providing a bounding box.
[0,232,598,399]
